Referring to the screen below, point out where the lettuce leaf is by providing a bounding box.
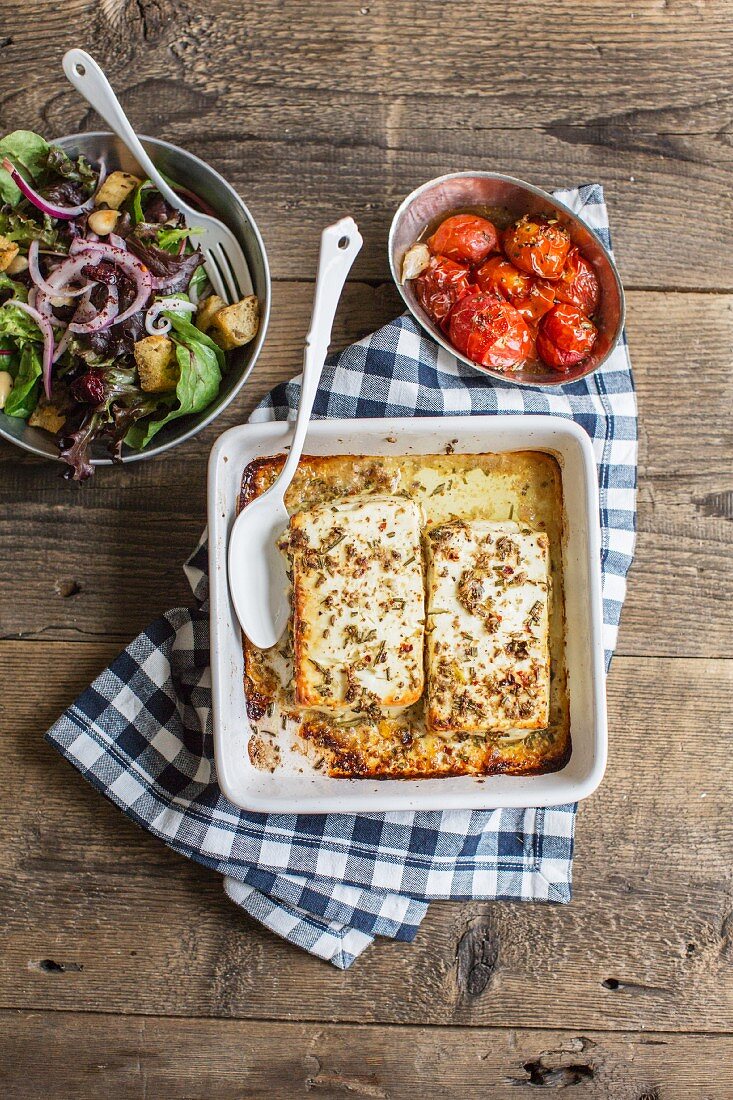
[0,209,58,248]
[188,263,210,300]
[0,298,44,418]
[0,270,29,302]
[126,234,205,295]
[0,130,50,204]
[156,225,203,252]
[0,300,43,347]
[166,311,225,371]
[130,180,154,225]
[0,130,96,210]
[125,311,223,449]
[4,344,41,418]
[44,145,96,191]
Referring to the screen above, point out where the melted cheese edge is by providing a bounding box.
[242,451,569,779]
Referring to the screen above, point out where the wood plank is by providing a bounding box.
[0,1,732,286]
[0,287,730,657]
[3,1011,733,1099]
[0,644,731,1032]
[0,0,729,1065]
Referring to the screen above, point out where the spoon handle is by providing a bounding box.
[62,49,182,212]
[280,218,363,483]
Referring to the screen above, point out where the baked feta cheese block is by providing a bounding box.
[425,519,550,734]
[287,495,425,712]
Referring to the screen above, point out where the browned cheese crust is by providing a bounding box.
[239,451,570,779]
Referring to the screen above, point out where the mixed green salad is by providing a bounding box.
[0,129,259,479]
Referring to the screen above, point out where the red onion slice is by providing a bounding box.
[2,157,95,220]
[28,240,89,300]
[5,298,55,398]
[67,241,153,326]
[30,289,65,330]
[68,283,120,334]
[43,251,103,291]
[151,271,191,291]
[145,297,196,335]
[52,328,71,364]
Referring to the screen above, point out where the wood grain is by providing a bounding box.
[0,643,730,1033]
[3,1011,733,1099]
[0,0,731,1090]
[0,287,730,658]
[0,2,732,286]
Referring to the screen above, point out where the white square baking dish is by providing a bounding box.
[208,415,607,813]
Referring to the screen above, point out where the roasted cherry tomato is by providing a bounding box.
[503,214,571,280]
[414,255,472,329]
[475,255,532,300]
[427,214,499,266]
[514,280,557,326]
[448,291,532,371]
[536,303,598,371]
[550,247,600,312]
[475,256,555,326]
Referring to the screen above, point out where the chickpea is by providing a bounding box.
[87,208,121,236]
[0,370,13,410]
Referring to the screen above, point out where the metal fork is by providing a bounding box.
[62,49,252,303]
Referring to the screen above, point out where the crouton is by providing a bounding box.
[134,334,179,393]
[29,402,66,434]
[208,295,260,351]
[0,234,19,273]
[94,170,142,211]
[195,294,226,334]
[6,254,28,275]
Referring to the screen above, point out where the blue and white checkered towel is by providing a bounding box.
[46,185,637,969]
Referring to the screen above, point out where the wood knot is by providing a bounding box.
[517,1059,594,1087]
[508,1041,596,1088]
[55,579,82,599]
[31,959,83,973]
[456,920,499,997]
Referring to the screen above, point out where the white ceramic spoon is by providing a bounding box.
[228,217,362,649]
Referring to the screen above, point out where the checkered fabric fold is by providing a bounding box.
[46,185,637,969]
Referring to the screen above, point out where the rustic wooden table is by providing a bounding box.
[1,2,731,1096]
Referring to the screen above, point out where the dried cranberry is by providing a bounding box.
[71,370,106,406]
[81,261,118,285]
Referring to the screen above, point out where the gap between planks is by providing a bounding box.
[1,1004,732,1039]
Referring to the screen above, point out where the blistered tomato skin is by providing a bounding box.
[414,255,472,329]
[448,291,533,371]
[503,214,571,280]
[550,247,600,313]
[427,214,499,266]
[536,303,598,371]
[476,255,555,326]
[475,255,532,300]
[513,280,556,326]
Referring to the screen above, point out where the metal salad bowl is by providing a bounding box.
[0,132,271,467]
[388,171,625,387]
